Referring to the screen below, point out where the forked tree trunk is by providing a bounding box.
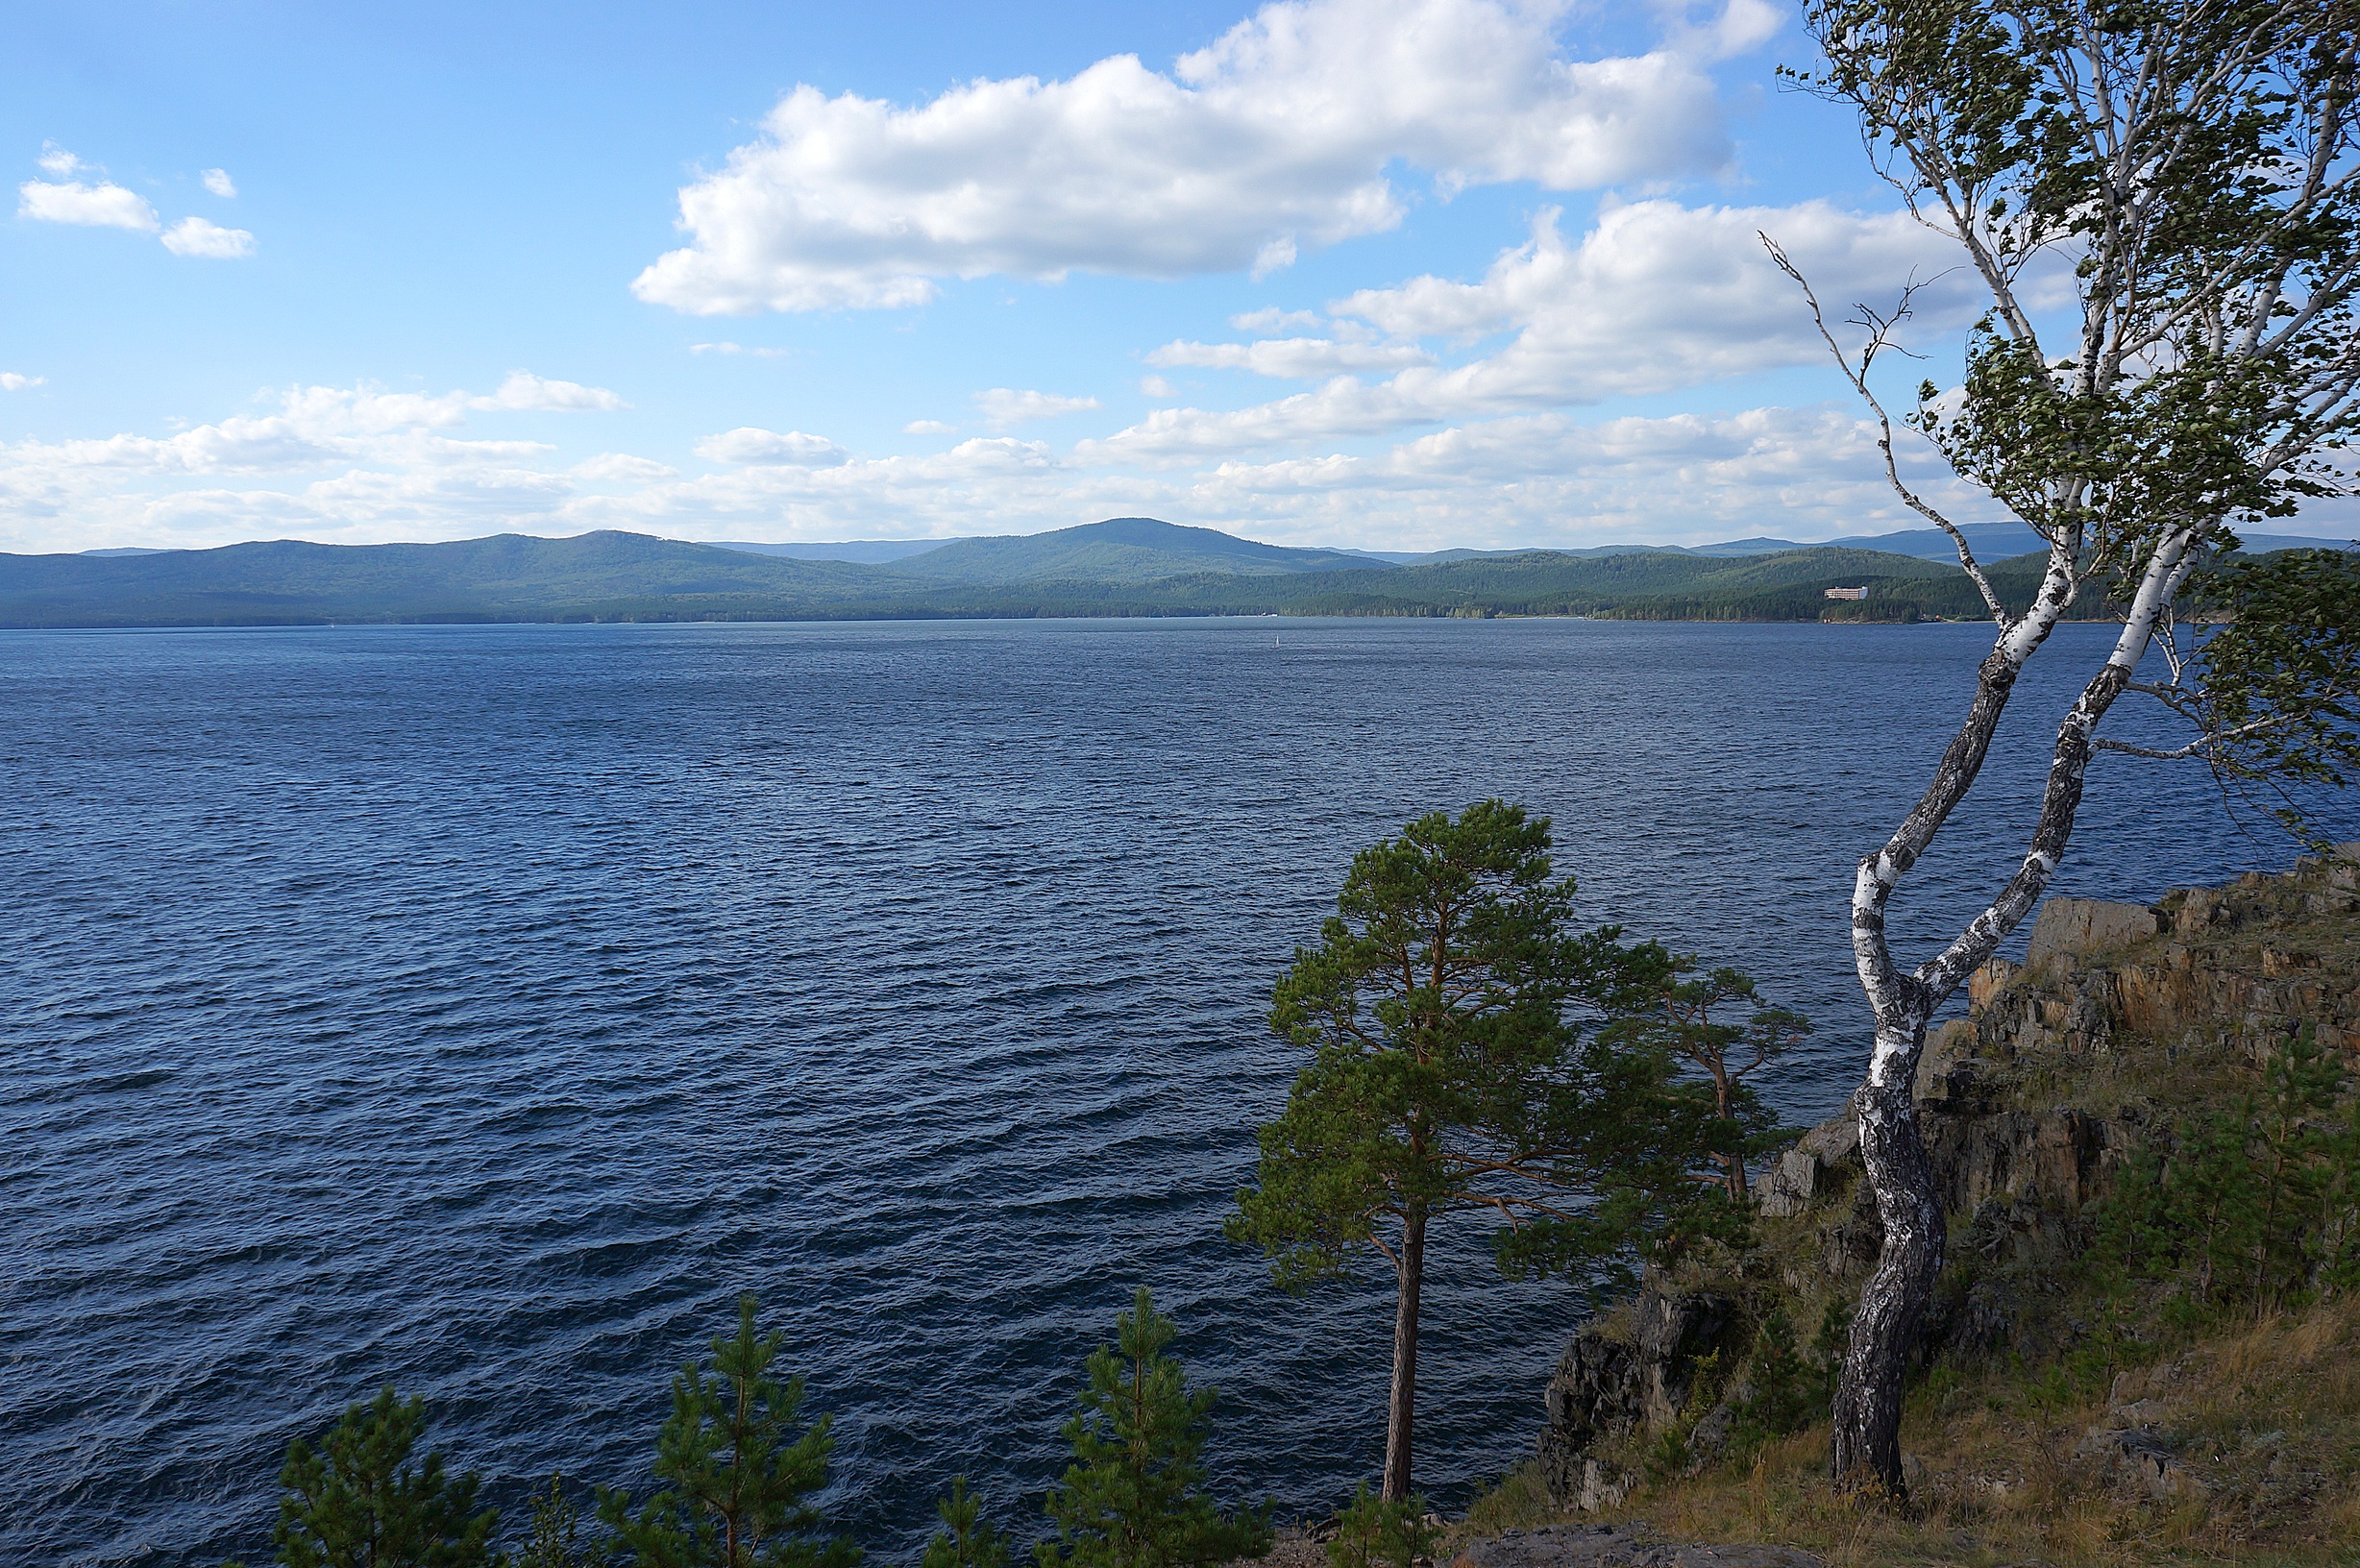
[1382,1203,1428,1500]
[1831,535,2190,1494]
[1830,1019,1943,1492]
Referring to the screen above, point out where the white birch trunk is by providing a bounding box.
[1832,526,2197,1492]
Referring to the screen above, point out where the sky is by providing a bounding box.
[4,0,2349,556]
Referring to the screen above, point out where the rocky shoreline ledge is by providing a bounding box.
[1439,847,2360,1566]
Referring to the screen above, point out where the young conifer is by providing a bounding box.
[1325,1484,1430,1568]
[248,1386,499,1568]
[1035,1287,1270,1568]
[521,1474,599,1568]
[920,1476,1007,1568]
[599,1294,860,1568]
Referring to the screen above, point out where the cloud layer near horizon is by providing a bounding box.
[0,185,2102,555]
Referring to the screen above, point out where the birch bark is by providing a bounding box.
[1788,0,2359,1495]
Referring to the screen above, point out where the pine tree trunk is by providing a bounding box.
[1830,1018,1942,1496]
[1382,1203,1427,1501]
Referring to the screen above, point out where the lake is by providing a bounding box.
[0,617,2326,1566]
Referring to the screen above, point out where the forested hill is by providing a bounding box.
[1,519,2339,628]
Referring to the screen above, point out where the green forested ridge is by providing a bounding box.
[1,519,2341,628]
[881,517,1383,584]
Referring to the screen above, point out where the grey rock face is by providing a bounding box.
[2027,896,2162,965]
[1536,1284,1738,1508]
[1527,860,2358,1518]
[2075,1424,2210,1500]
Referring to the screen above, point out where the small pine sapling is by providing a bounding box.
[2249,1026,2349,1311]
[1036,1287,1271,1568]
[1733,1309,1817,1446]
[522,1474,601,1568]
[599,1295,860,1568]
[921,1477,1007,1568]
[1326,1484,1431,1568]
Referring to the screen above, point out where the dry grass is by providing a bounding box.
[1458,1300,2360,1567]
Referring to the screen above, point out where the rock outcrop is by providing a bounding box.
[1533,848,2360,1508]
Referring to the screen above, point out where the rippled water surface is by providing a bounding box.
[2,618,2328,1566]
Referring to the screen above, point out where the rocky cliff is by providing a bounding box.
[1535,846,2360,1509]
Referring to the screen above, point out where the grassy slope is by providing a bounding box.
[1449,865,2360,1567]
[1453,1305,2359,1568]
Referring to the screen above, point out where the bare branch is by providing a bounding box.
[1761,233,2013,625]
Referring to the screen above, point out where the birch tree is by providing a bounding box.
[1778,0,2360,1495]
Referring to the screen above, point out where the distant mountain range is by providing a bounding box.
[700,519,2350,568]
[8,515,2349,629]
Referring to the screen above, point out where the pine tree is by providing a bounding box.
[920,1477,1006,1568]
[2176,1103,2263,1307]
[2317,1094,2360,1296]
[1325,1484,1429,1568]
[2094,1030,2357,1314]
[1036,1288,1270,1568]
[1228,801,1683,1497]
[1623,964,1808,1200]
[2250,1026,2349,1310]
[256,1387,500,1568]
[1734,1309,1817,1442]
[599,1295,861,1568]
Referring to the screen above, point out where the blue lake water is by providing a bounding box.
[1,617,2335,1567]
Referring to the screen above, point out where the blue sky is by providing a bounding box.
[7,1,2347,555]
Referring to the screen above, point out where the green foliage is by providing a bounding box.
[920,1478,1006,1568]
[248,1387,500,1568]
[1227,799,1684,1289]
[598,1296,859,1568]
[1733,1309,1823,1448]
[1612,962,1808,1199]
[1787,0,2360,827]
[1036,1287,1270,1568]
[2095,1029,2359,1313]
[521,1475,602,1568]
[2195,549,2360,812]
[1324,1485,1430,1568]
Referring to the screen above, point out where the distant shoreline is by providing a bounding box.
[11,520,2338,632]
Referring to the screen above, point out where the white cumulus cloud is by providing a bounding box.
[161,215,257,257]
[1230,306,1325,333]
[1,373,43,391]
[1091,198,1993,458]
[694,427,850,465]
[631,0,1742,314]
[903,419,958,435]
[574,453,679,483]
[974,389,1102,429]
[690,340,795,357]
[1147,335,1433,378]
[201,167,237,198]
[479,372,630,412]
[18,178,160,232]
